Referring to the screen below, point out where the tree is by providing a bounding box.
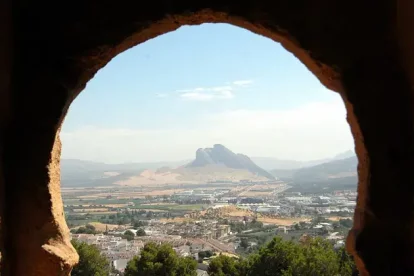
[136,228,146,236]
[337,246,359,276]
[71,240,110,276]
[133,221,148,229]
[125,242,197,276]
[247,237,299,276]
[176,257,198,276]
[208,255,242,276]
[289,238,340,276]
[123,230,135,241]
[339,219,353,228]
[75,224,97,234]
[239,239,249,249]
[198,250,213,260]
[246,237,356,276]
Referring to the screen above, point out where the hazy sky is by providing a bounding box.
[61,23,354,163]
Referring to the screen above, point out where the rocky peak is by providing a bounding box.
[187,144,275,179]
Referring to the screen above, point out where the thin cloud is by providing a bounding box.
[233,80,253,86]
[180,89,234,101]
[180,92,215,101]
[177,83,240,101]
[156,93,168,98]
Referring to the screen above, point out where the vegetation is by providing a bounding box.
[198,250,214,262]
[123,230,136,241]
[209,237,358,276]
[339,218,353,228]
[72,224,99,234]
[208,255,246,276]
[70,235,356,276]
[133,220,149,229]
[136,228,146,236]
[230,219,263,233]
[124,242,197,276]
[71,240,110,276]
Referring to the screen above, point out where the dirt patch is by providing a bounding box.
[241,191,272,197]
[258,217,311,226]
[327,216,353,221]
[159,217,194,223]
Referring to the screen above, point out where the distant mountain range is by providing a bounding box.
[271,155,358,193]
[251,150,355,170]
[60,159,188,187]
[60,148,356,189]
[61,145,274,187]
[270,155,357,181]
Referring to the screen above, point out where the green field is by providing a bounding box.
[133,204,206,211]
[63,198,145,205]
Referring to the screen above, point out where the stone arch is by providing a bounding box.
[2,1,414,275]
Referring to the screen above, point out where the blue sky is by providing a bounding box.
[61,23,354,163]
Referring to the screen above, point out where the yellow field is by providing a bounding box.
[71,222,120,232]
[87,222,121,231]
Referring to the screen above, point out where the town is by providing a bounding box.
[65,181,356,274]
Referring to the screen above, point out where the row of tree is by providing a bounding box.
[71,237,358,276]
[214,237,359,276]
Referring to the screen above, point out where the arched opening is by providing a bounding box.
[3,2,413,276]
[61,22,358,275]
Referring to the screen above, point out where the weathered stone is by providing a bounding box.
[1,1,414,275]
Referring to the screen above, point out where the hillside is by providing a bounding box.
[186,144,275,180]
[60,159,188,187]
[270,154,357,181]
[271,156,358,192]
[293,156,357,181]
[252,150,355,170]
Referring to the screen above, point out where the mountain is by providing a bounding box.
[271,156,358,193]
[252,150,355,170]
[331,150,355,160]
[250,157,306,170]
[112,145,276,186]
[61,145,274,187]
[186,144,275,180]
[292,156,357,181]
[271,156,357,181]
[61,149,354,187]
[60,159,188,187]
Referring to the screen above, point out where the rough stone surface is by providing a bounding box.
[2,1,414,275]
